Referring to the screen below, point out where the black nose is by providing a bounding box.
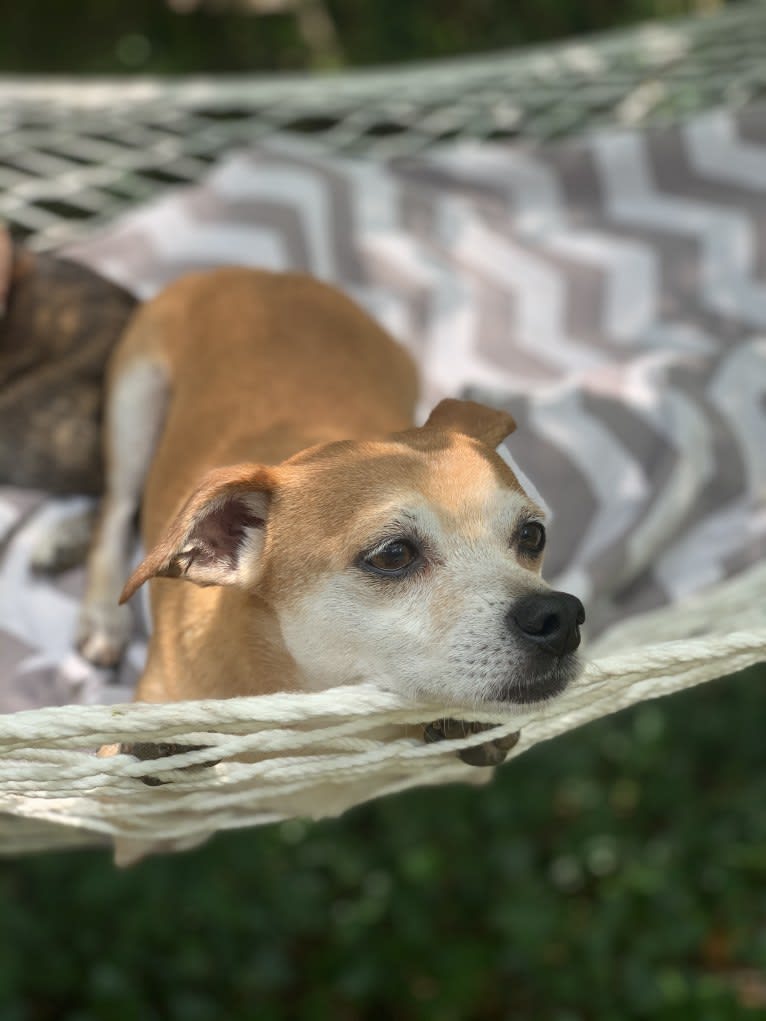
[509,591,585,657]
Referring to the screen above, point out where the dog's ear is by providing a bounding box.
[120,464,277,603]
[424,399,516,448]
[0,226,12,315]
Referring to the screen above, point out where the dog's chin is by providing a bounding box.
[490,651,583,706]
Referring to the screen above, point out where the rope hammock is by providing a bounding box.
[1,3,765,863]
[1,561,765,864]
[3,2,766,249]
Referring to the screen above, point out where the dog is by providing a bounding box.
[0,227,136,498]
[79,267,584,763]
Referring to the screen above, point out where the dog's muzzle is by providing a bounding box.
[494,590,585,703]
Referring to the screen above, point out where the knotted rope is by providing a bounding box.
[1,561,763,862]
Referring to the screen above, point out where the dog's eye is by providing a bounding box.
[518,521,546,556]
[364,540,420,575]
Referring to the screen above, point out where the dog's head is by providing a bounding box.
[123,399,584,706]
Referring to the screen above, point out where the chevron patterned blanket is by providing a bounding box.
[1,105,764,711]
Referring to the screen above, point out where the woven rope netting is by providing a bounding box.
[1,4,765,860]
[1,560,765,861]
[3,3,766,249]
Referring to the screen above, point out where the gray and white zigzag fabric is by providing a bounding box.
[1,104,765,710]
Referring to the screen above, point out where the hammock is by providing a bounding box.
[3,2,766,250]
[1,3,765,862]
[1,561,764,864]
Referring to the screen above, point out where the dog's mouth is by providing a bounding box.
[491,650,583,705]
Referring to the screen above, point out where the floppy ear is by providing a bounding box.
[424,399,516,448]
[0,226,12,315]
[120,464,277,603]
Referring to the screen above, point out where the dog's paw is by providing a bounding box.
[77,602,133,668]
[423,718,520,767]
[29,507,96,575]
[121,742,217,787]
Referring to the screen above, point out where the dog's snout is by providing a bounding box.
[509,591,585,657]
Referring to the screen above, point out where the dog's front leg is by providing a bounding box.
[79,355,168,666]
[423,718,521,766]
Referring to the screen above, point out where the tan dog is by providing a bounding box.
[80,268,584,724]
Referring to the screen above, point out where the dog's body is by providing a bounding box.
[0,229,136,496]
[80,267,583,714]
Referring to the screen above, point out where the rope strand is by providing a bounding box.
[1,562,764,858]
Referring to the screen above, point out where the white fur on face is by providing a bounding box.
[275,474,577,708]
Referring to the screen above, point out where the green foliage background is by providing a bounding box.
[1,2,764,1018]
[1,667,765,1019]
[0,0,741,74]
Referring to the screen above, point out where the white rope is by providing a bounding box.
[1,560,764,861]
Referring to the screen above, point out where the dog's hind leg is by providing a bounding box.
[30,501,98,574]
[78,344,169,667]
